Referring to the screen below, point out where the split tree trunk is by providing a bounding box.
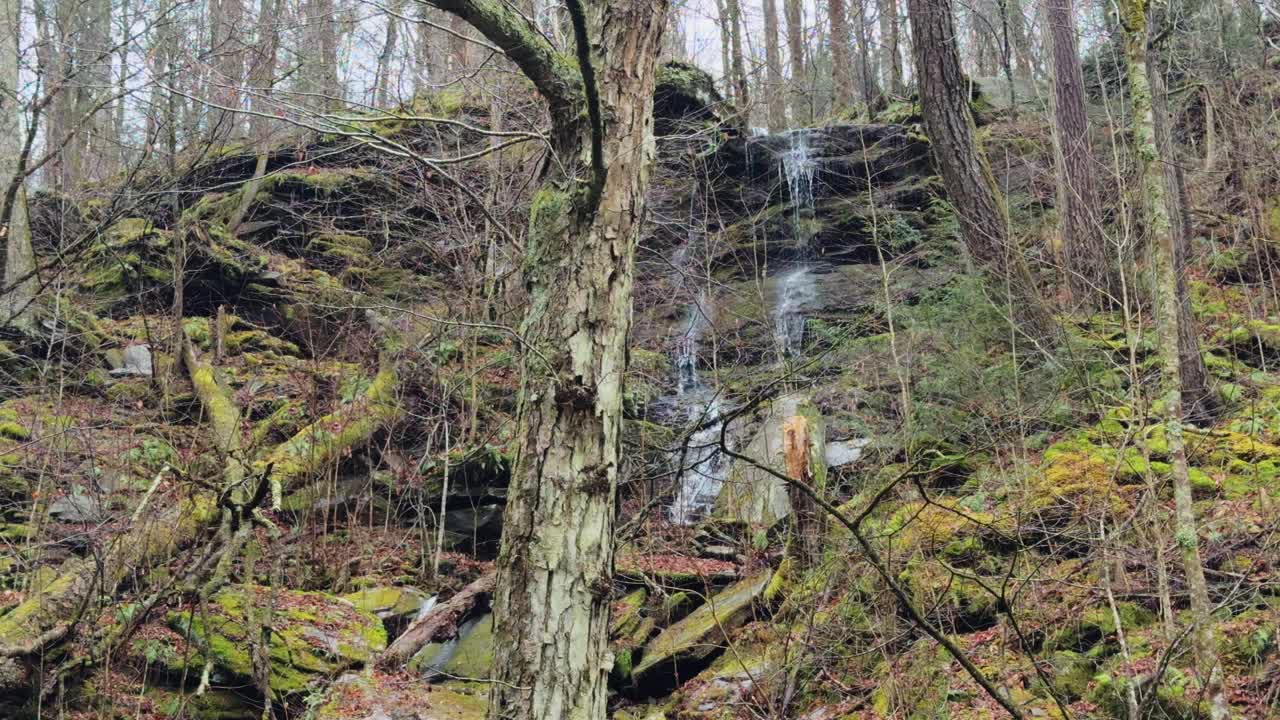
[1116,3,1228,718]
[906,0,1056,343]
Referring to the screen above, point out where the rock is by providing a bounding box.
[314,672,486,720]
[716,393,812,527]
[342,585,431,622]
[654,61,725,134]
[167,585,387,696]
[342,585,433,639]
[669,637,781,717]
[109,343,153,377]
[824,438,870,468]
[631,568,773,687]
[410,612,493,680]
[47,490,103,523]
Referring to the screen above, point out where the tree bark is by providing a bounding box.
[907,0,1056,343]
[852,0,879,108]
[1116,4,1228,719]
[878,0,903,94]
[725,0,750,120]
[784,0,807,122]
[1149,52,1214,420]
[374,0,403,107]
[830,0,854,108]
[0,0,37,328]
[411,0,668,716]
[763,0,786,130]
[1046,0,1113,307]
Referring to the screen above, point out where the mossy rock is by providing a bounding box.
[668,634,781,718]
[631,568,772,686]
[341,585,430,622]
[167,585,386,696]
[409,613,493,680]
[1046,601,1155,654]
[314,673,486,720]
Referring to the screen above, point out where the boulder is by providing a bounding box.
[410,612,494,680]
[631,568,773,688]
[167,585,386,696]
[716,394,826,527]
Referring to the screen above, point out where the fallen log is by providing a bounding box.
[378,571,496,669]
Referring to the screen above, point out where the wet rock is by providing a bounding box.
[167,585,386,696]
[631,568,773,688]
[409,612,493,680]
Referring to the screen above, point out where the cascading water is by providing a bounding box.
[774,129,820,362]
[667,292,734,525]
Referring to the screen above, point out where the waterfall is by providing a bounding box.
[774,129,819,362]
[668,297,734,525]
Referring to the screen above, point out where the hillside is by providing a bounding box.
[0,56,1277,720]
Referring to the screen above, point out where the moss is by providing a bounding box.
[307,232,372,263]
[632,569,772,683]
[1046,602,1155,653]
[169,585,386,696]
[224,329,301,357]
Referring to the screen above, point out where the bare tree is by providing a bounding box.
[784,0,807,122]
[403,0,670,715]
[907,0,1055,341]
[830,0,854,107]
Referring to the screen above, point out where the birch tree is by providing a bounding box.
[1116,1,1228,716]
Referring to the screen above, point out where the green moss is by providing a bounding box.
[632,569,772,682]
[169,585,386,696]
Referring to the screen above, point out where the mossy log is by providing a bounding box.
[0,357,403,692]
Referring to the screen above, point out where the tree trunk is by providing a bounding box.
[0,0,36,328]
[1046,0,1113,307]
[763,0,786,130]
[907,0,1056,343]
[376,0,405,106]
[1149,53,1214,419]
[408,0,666,716]
[1117,4,1228,719]
[878,0,903,94]
[830,0,854,108]
[304,0,340,109]
[852,0,879,108]
[725,0,750,120]
[209,0,245,143]
[1008,0,1035,76]
[784,0,807,122]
